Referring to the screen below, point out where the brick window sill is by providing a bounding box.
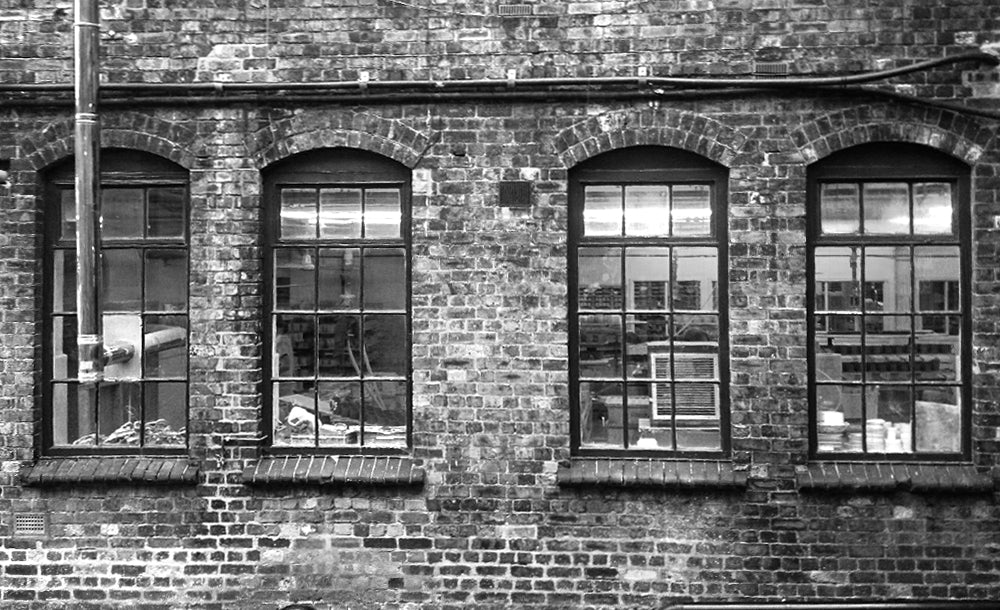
[21,457,198,487]
[556,458,747,489]
[241,455,425,487]
[796,462,997,493]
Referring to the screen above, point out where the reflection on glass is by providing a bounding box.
[144,315,187,378]
[144,381,186,446]
[147,187,186,238]
[364,381,407,447]
[273,381,316,446]
[54,250,76,313]
[675,313,719,343]
[364,189,401,239]
[280,188,317,239]
[915,245,960,306]
[915,386,961,453]
[814,313,861,334]
[51,316,78,380]
[145,249,187,311]
[103,249,142,311]
[820,183,859,234]
[814,247,861,312]
[274,314,315,377]
[317,248,360,310]
[626,247,669,310]
[364,248,405,310]
[363,315,407,377]
[864,182,909,234]
[864,246,910,313]
[913,183,953,235]
[319,188,362,239]
[60,190,76,242]
[52,383,97,446]
[671,185,712,236]
[578,247,621,310]
[316,315,359,378]
[624,185,669,236]
[916,327,960,382]
[102,188,144,239]
[578,314,621,378]
[99,381,141,445]
[673,247,716,311]
[580,381,622,447]
[274,248,316,310]
[584,185,622,236]
[626,314,668,378]
[318,381,362,447]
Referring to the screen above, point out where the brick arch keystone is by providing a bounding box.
[252,111,431,169]
[554,107,747,169]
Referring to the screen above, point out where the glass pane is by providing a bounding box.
[145,249,187,311]
[98,381,141,446]
[814,247,861,312]
[915,245,960,311]
[628,382,662,449]
[144,381,186,447]
[102,313,143,380]
[363,248,406,310]
[914,386,961,453]
[54,249,76,313]
[583,185,622,236]
[364,188,402,239]
[363,314,407,376]
[674,382,720,428]
[316,315,360,378]
[60,189,76,242]
[820,183,859,235]
[580,381,623,448]
[865,246,910,313]
[864,182,909,234]
[626,314,669,379]
[815,382,851,445]
[144,315,187,378]
[274,248,316,310]
[363,381,407,447]
[673,247,717,311]
[578,314,621,378]
[273,381,317,447]
[578,247,621,310]
[317,381,361,447]
[51,316,78,380]
[868,385,913,453]
[626,247,669,311]
[624,185,669,236]
[274,315,315,378]
[280,188,317,239]
[102,188,144,239]
[102,249,142,311]
[862,316,912,382]
[675,313,719,344]
[671,184,712,236]
[915,326,960,382]
[51,383,96,446]
[317,248,360,310]
[319,188,361,239]
[147,187,186,238]
[913,183,953,235]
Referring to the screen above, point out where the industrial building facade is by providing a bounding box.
[1,0,999,608]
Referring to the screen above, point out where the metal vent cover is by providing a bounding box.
[498,4,532,16]
[13,512,48,536]
[753,61,789,77]
[498,181,532,208]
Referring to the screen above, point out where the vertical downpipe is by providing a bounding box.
[74,0,103,384]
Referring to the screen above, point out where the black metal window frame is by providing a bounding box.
[262,148,412,455]
[806,142,972,461]
[568,146,731,458]
[42,149,190,455]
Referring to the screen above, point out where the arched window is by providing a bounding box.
[43,149,190,452]
[263,148,411,451]
[807,143,971,459]
[569,146,730,456]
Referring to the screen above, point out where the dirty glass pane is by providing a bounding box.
[626,247,669,311]
[144,381,187,447]
[280,188,317,239]
[863,182,909,234]
[867,385,913,453]
[273,314,315,378]
[363,314,407,377]
[317,248,360,310]
[363,381,407,447]
[273,381,317,447]
[51,383,96,446]
[913,182,953,235]
[102,248,142,311]
[671,184,712,236]
[147,186,186,238]
[580,381,622,448]
[102,188,144,239]
[363,248,405,310]
[814,247,861,312]
[583,185,622,236]
[819,183,859,235]
[865,246,910,313]
[578,314,621,378]
[578,247,622,310]
[274,248,316,310]
[319,188,361,239]
[144,315,187,378]
[53,249,76,313]
[316,315,360,378]
[364,188,401,239]
[145,249,187,311]
[914,386,961,453]
[624,185,669,236]
[625,314,669,379]
[51,316,78,380]
[98,381,141,446]
[317,381,361,447]
[628,382,661,449]
[673,247,716,311]
[60,189,76,243]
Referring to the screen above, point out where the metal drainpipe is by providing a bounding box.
[73,0,103,384]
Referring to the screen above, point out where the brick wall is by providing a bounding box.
[1,1,1000,608]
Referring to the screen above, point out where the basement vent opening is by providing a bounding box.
[754,61,789,77]
[498,4,532,16]
[499,180,532,208]
[13,512,47,537]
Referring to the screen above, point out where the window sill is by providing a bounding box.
[241,455,425,487]
[556,458,747,489]
[796,462,996,493]
[20,457,198,487]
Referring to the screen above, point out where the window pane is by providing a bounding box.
[626,247,669,310]
[868,385,913,453]
[673,247,717,311]
[274,315,315,378]
[363,314,407,377]
[863,182,909,234]
[98,381,141,446]
[273,380,317,447]
[583,185,622,236]
[51,316,77,380]
[102,249,142,311]
[675,313,719,343]
[317,381,361,447]
[51,383,96,446]
[814,247,861,312]
[319,188,361,239]
[102,313,142,380]
[144,381,187,447]
[671,184,712,236]
[60,189,76,242]
[913,183,953,235]
[144,316,187,378]
[317,248,360,310]
[363,381,407,447]
[815,313,861,336]
[915,386,961,453]
[626,314,668,379]
[102,188,144,239]
[145,249,187,311]
[53,249,76,313]
[674,382,721,451]
[915,245,960,309]
[580,381,622,448]
[820,183,860,234]
[364,189,402,239]
[280,188,317,239]
[915,327,960,382]
[815,382,851,450]
[275,248,316,310]
[147,187,186,238]
[628,382,659,449]
[317,315,360,378]
[578,247,621,310]
[624,185,669,236]
[579,314,621,378]
[363,248,406,310]
[865,246,910,313]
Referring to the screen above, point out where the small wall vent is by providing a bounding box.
[753,61,788,78]
[13,512,48,537]
[498,4,532,16]
[499,181,532,208]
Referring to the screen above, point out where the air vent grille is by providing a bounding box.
[753,61,789,78]
[14,513,47,536]
[498,4,532,16]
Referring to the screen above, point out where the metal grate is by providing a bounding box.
[498,181,532,208]
[498,4,532,16]
[753,61,788,78]
[13,513,47,536]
